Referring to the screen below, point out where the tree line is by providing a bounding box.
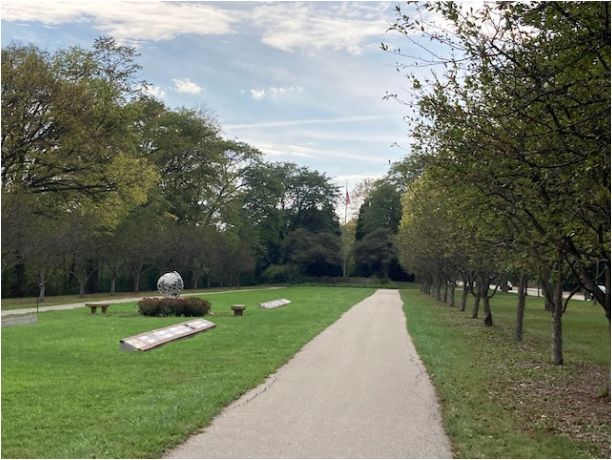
[1,36,416,299]
[1,37,355,298]
[384,1,610,365]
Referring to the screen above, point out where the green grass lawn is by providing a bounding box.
[401,288,611,459]
[4,285,609,459]
[1,286,375,459]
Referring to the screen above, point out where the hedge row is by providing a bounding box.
[137,297,211,317]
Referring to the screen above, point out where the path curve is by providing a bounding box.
[164,289,453,459]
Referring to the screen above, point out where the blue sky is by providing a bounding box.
[1,1,441,193]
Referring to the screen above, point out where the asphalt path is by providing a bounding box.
[164,289,453,459]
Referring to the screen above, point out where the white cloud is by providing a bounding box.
[250,2,389,56]
[173,78,203,94]
[249,89,266,101]
[286,145,315,158]
[142,84,166,100]
[1,2,398,57]
[257,143,314,159]
[248,85,304,101]
[0,2,240,42]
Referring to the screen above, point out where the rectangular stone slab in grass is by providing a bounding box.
[120,318,215,351]
[2,314,38,328]
[259,299,291,309]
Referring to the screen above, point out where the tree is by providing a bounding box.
[240,161,341,278]
[140,102,260,227]
[1,39,158,226]
[354,181,402,240]
[282,228,342,277]
[353,180,405,279]
[386,1,611,363]
[65,217,102,298]
[115,206,166,293]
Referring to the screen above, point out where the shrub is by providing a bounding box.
[137,297,211,317]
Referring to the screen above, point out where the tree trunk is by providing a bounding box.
[551,302,564,365]
[480,273,493,326]
[483,295,493,327]
[110,276,116,296]
[14,262,27,297]
[551,269,565,365]
[544,296,552,312]
[443,282,448,304]
[460,283,469,312]
[38,272,46,303]
[132,267,142,293]
[482,294,493,327]
[86,267,100,294]
[449,284,456,307]
[79,281,85,298]
[514,274,527,341]
[471,291,481,318]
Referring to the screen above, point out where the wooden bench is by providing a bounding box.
[231,304,246,316]
[86,303,111,314]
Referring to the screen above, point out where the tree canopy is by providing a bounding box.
[1,38,346,296]
[385,1,610,364]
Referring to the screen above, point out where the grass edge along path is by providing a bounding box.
[400,288,610,459]
[1,286,375,459]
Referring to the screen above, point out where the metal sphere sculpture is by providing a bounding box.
[157,271,184,299]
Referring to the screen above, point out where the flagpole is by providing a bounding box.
[343,180,348,278]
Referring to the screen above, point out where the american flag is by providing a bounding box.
[345,190,351,205]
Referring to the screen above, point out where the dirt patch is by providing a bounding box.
[505,363,610,457]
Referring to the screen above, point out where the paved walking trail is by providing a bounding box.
[164,289,452,459]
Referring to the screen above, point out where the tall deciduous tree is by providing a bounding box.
[353,180,406,280]
[240,161,341,277]
[1,38,158,227]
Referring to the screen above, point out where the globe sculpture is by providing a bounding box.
[157,271,184,299]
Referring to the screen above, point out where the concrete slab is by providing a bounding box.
[120,318,215,351]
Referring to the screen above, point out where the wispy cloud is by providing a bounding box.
[173,78,203,94]
[226,115,390,130]
[258,143,315,159]
[1,2,394,56]
[248,85,304,101]
[252,2,388,55]
[250,2,391,56]
[249,89,266,101]
[0,2,240,41]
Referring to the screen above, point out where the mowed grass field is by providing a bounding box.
[1,286,375,459]
[2,285,609,459]
[401,288,611,459]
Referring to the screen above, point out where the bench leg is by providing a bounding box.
[101,305,108,314]
[90,306,97,314]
